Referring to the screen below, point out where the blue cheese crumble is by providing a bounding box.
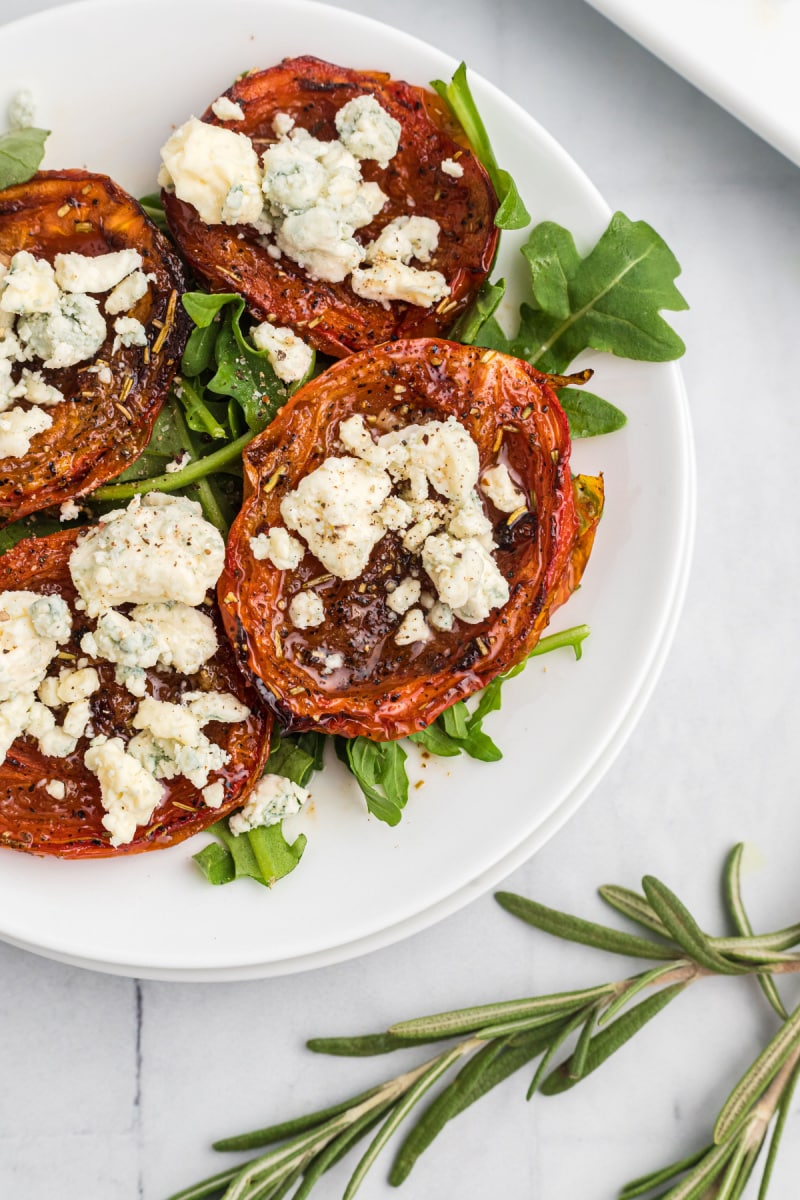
[69,493,225,617]
[229,773,310,835]
[270,413,511,641]
[159,94,449,306]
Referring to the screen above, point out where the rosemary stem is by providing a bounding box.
[742,1040,800,1152]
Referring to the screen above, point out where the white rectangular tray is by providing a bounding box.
[585,0,800,167]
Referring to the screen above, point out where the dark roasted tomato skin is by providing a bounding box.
[219,339,601,742]
[162,56,499,358]
[0,530,272,859]
[0,171,190,525]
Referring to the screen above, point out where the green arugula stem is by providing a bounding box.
[193,476,229,535]
[92,431,255,502]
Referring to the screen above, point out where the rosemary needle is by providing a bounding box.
[168,844,800,1200]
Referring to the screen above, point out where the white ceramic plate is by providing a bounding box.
[0,0,694,980]
[585,0,800,168]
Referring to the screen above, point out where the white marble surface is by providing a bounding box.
[1,0,799,1197]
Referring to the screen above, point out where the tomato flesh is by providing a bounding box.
[162,56,499,357]
[220,339,602,741]
[0,530,272,858]
[0,171,189,524]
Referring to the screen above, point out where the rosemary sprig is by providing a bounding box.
[167,846,800,1200]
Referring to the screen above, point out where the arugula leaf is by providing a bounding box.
[175,376,227,439]
[181,324,220,379]
[470,314,513,354]
[266,731,326,789]
[0,512,69,556]
[182,291,315,433]
[182,292,238,327]
[410,693,502,764]
[192,734,324,890]
[193,820,306,889]
[337,737,409,827]
[514,213,687,373]
[431,64,530,231]
[556,388,627,438]
[411,626,591,765]
[460,213,685,436]
[408,723,463,758]
[448,279,506,345]
[138,191,168,233]
[0,127,49,191]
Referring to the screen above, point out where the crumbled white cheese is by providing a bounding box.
[84,735,165,847]
[229,772,310,834]
[130,602,218,675]
[104,270,149,316]
[421,533,509,624]
[263,123,387,282]
[0,590,71,703]
[24,700,79,758]
[310,649,344,674]
[182,690,250,726]
[159,117,263,225]
[87,363,113,385]
[17,293,107,368]
[28,594,72,642]
[112,316,147,353]
[44,778,65,800]
[128,695,229,790]
[250,320,313,383]
[289,590,325,629]
[202,780,225,808]
[249,527,305,570]
[394,607,431,646]
[7,89,35,131]
[14,369,65,407]
[63,698,92,739]
[133,695,201,745]
[0,403,51,460]
[0,328,22,362]
[281,456,393,580]
[0,694,33,759]
[59,499,81,522]
[383,417,479,506]
[275,207,364,283]
[386,576,421,615]
[80,609,160,668]
[351,261,450,308]
[55,666,100,704]
[0,252,59,315]
[272,112,295,136]
[364,215,440,265]
[351,214,449,307]
[69,494,225,617]
[164,451,191,474]
[447,492,494,547]
[37,675,61,708]
[54,249,143,295]
[481,463,526,513]
[441,157,464,178]
[334,95,401,168]
[211,95,245,122]
[221,179,264,225]
[428,601,454,632]
[275,412,510,629]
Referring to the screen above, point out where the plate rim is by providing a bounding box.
[0,0,695,979]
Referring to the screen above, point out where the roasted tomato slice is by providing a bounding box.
[0,530,271,859]
[0,170,189,524]
[219,338,602,741]
[162,56,499,357]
